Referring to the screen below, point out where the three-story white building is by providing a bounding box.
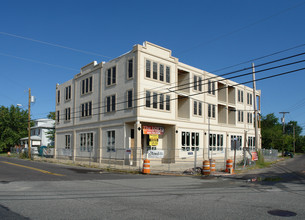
[55,42,261,171]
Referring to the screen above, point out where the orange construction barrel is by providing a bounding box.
[202,160,210,175]
[142,159,150,174]
[226,159,233,173]
[210,159,216,173]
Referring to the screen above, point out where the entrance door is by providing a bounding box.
[130,129,134,161]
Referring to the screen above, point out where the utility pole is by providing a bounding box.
[252,63,259,150]
[293,123,296,155]
[28,88,31,158]
[279,112,289,155]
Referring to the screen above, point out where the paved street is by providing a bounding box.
[0,155,304,219]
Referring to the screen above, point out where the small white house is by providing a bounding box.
[20,118,55,149]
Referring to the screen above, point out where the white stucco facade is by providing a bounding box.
[55,42,261,170]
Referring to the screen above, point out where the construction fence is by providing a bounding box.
[53,147,258,174]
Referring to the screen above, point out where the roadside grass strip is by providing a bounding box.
[0,161,65,176]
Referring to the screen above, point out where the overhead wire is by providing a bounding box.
[54,62,305,121]
[55,53,305,118]
[0,31,112,59]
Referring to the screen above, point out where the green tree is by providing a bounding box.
[261,113,305,153]
[0,105,29,152]
[46,111,55,145]
[261,113,282,149]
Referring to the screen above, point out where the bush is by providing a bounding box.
[19,152,29,159]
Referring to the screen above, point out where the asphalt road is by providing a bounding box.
[0,155,304,219]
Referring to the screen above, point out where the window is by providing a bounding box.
[81,101,92,117]
[238,110,244,122]
[198,77,202,91]
[128,59,133,79]
[146,91,151,107]
[80,133,93,152]
[247,112,253,123]
[159,94,164,110]
[106,95,116,112]
[231,135,242,150]
[153,92,158,109]
[208,104,216,118]
[146,59,170,83]
[65,86,71,101]
[191,132,199,151]
[159,64,164,81]
[191,132,200,148]
[166,95,170,111]
[106,67,116,86]
[209,134,223,151]
[65,108,71,121]
[56,110,60,123]
[181,132,199,151]
[57,90,60,104]
[146,60,151,78]
[238,90,243,103]
[248,136,255,150]
[166,66,170,83]
[194,75,197,90]
[194,101,197,115]
[107,130,115,150]
[217,134,224,151]
[127,90,133,108]
[146,90,170,111]
[247,93,252,105]
[65,135,71,149]
[208,80,215,95]
[81,76,93,95]
[194,101,202,116]
[153,62,158,80]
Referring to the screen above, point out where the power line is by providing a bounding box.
[55,52,305,118]
[0,52,79,71]
[54,66,305,121]
[0,31,112,59]
[210,44,305,73]
[177,1,305,55]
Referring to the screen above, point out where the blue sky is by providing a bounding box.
[1,0,305,132]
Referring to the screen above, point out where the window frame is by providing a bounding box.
[65,107,71,121]
[81,101,92,117]
[105,95,116,113]
[127,89,133,108]
[81,76,93,95]
[127,58,133,79]
[106,66,117,86]
[65,135,71,149]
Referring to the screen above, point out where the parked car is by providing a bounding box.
[284,151,294,158]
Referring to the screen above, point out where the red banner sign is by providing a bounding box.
[251,152,258,161]
[143,126,164,135]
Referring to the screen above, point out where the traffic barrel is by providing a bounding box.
[202,160,210,175]
[210,159,216,173]
[142,159,150,174]
[226,159,233,173]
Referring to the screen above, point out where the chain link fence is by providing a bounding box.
[261,148,279,161]
[53,147,256,174]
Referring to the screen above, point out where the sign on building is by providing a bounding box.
[147,150,164,158]
[149,134,158,146]
[143,126,164,135]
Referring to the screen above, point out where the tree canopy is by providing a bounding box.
[261,113,305,153]
[46,111,55,145]
[0,105,29,152]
